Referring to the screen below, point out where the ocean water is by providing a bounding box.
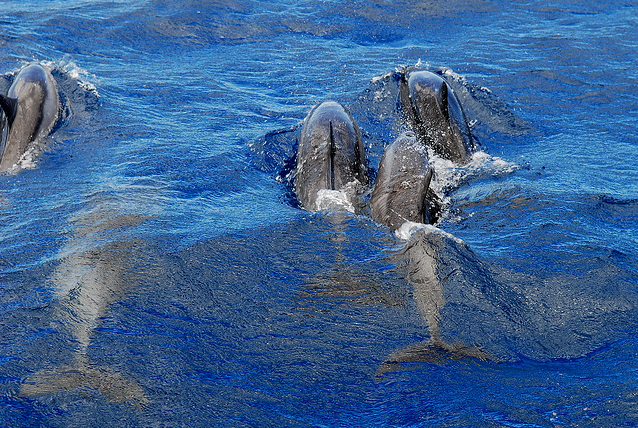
[1,0,638,426]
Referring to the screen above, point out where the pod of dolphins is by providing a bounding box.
[0,63,474,225]
[294,67,475,230]
[4,61,481,404]
[294,68,488,367]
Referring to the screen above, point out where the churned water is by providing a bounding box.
[1,1,638,426]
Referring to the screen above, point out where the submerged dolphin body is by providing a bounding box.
[19,211,149,407]
[399,69,474,163]
[370,131,435,230]
[0,63,59,171]
[294,101,368,212]
[378,225,492,374]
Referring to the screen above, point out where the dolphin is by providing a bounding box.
[370,131,435,230]
[377,225,492,375]
[19,210,149,407]
[399,69,474,163]
[0,63,60,171]
[294,101,368,212]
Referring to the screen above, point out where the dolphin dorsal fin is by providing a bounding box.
[0,95,17,127]
[423,168,433,193]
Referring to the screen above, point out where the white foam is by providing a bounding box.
[1,143,45,173]
[469,150,519,175]
[439,66,467,85]
[370,71,393,84]
[394,221,467,246]
[17,146,39,170]
[395,221,428,240]
[423,149,518,223]
[43,57,100,96]
[429,150,518,191]
[395,221,467,245]
[314,189,355,213]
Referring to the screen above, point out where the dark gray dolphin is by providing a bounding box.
[0,63,59,171]
[370,131,434,230]
[399,69,474,163]
[294,101,368,212]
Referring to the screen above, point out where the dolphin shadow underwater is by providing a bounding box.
[0,62,60,172]
[376,224,493,374]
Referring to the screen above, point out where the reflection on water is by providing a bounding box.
[302,262,404,308]
[300,213,405,308]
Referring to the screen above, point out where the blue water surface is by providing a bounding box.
[1,0,638,426]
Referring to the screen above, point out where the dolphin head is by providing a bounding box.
[0,63,59,171]
[370,131,435,230]
[400,69,473,163]
[294,101,368,212]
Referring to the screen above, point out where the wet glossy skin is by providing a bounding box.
[0,63,59,171]
[399,69,474,163]
[370,131,434,230]
[294,101,368,211]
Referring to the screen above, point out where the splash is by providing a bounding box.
[425,149,519,222]
[431,150,518,189]
[315,189,355,213]
[370,71,393,84]
[12,144,42,171]
[395,221,467,245]
[42,56,99,97]
[437,66,468,86]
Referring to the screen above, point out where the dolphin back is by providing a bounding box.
[370,132,434,230]
[294,101,368,211]
[400,69,473,163]
[0,63,59,171]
